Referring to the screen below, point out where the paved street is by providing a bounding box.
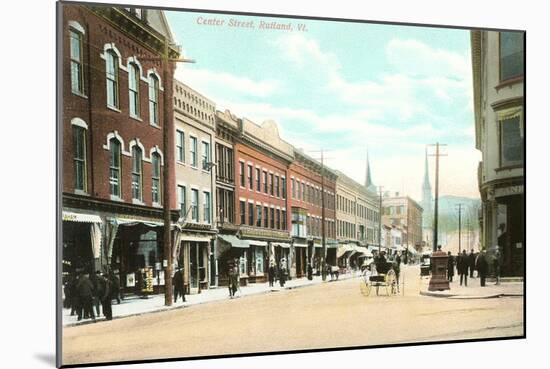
[62,266,523,366]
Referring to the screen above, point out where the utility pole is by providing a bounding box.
[456,203,463,254]
[428,143,447,252]
[321,149,326,281]
[378,186,383,253]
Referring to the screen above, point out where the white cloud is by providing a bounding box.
[274,34,473,124]
[386,38,470,80]
[174,66,281,98]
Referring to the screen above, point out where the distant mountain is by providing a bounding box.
[436,195,481,233]
[438,196,481,217]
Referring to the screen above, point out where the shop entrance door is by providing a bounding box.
[190,242,199,293]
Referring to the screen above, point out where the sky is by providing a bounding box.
[166,11,481,203]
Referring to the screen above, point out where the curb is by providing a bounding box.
[420,290,524,299]
[64,275,358,328]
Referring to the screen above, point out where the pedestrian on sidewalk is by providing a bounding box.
[447,251,455,282]
[91,270,103,317]
[69,272,80,316]
[476,250,489,287]
[458,250,468,286]
[268,263,276,287]
[279,264,287,287]
[468,249,476,278]
[109,270,121,304]
[493,248,502,285]
[77,271,95,322]
[99,272,112,320]
[229,265,239,298]
[173,267,186,303]
[307,263,313,280]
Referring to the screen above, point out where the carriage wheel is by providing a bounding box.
[385,270,397,295]
[360,277,372,296]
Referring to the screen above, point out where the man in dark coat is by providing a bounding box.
[476,250,489,287]
[99,273,112,320]
[228,265,238,298]
[468,249,476,278]
[395,253,402,283]
[91,271,102,317]
[279,265,287,287]
[268,263,276,287]
[493,248,502,285]
[173,268,186,303]
[108,271,121,304]
[77,272,95,321]
[307,263,313,280]
[447,251,455,282]
[458,250,468,286]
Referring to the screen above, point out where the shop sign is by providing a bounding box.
[495,185,523,198]
[126,273,135,287]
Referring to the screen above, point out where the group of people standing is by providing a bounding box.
[64,269,121,322]
[446,249,498,287]
[268,258,288,288]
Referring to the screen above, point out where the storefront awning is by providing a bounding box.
[249,240,268,247]
[218,235,250,248]
[114,217,164,227]
[293,242,308,248]
[273,242,290,248]
[62,211,102,223]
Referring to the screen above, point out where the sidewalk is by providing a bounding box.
[419,275,524,299]
[63,272,360,327]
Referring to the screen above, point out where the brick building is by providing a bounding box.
[60,4,180,296]
[288,149,337,277]
[382,193,424,254]
[220,118,293,284]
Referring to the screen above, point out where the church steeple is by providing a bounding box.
[421,147,434,229]
[365,149,374,189]
[422,147,431,192]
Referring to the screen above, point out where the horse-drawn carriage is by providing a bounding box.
[360,260,398,296]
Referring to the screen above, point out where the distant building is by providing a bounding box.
[471,30,525,276]
[382,193,423,253]
[335,170,380,269]
[289,149,337,277]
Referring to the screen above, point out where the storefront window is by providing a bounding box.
[239,255,247,275]
[255,248,264,274]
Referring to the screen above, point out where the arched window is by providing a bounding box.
[128,63,140,117]
[106,50,119,108]
[151,152,162,204]
[73,125,87,191]
[69,28,85,94]
[148,74,159,125]
[131,146,143,200]
[109,138,121,197]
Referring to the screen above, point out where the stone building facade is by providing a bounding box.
[471,30,525,277]
[172,79,217,293]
